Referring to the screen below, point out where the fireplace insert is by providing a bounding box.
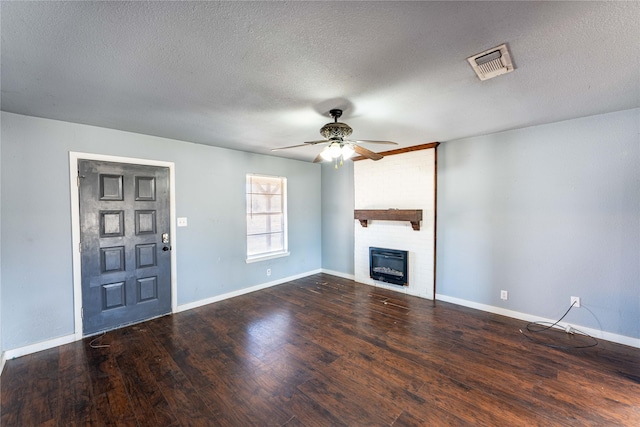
[369,247,408,286]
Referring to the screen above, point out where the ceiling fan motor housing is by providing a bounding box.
[320,122,353,139]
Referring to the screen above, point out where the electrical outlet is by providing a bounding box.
[500,290,508,300]
[266,268,271,276]
[571,296,581,307]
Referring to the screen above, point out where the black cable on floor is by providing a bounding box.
[89,331,110,349]
[519,301,598,349]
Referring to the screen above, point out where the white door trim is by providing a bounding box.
[69,152,178,340]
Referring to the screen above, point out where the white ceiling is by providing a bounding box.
[2,1,639,162]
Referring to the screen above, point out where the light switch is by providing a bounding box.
[177,217,188,227]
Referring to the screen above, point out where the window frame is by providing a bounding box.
[245,173,289,263]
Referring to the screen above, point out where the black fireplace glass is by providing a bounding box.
[369,247,408,286]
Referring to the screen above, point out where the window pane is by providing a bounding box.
[247,214,266,236]
[269,214,283,232]
[246,174,287,259]
[246,213,283,235]
[248,177,282,194]
[247,233,284,256]
[249,194,282,214]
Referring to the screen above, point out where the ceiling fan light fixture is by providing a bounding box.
[341,143,355,160]
[328,142,342,158]
[272,107,398,165]
[320,146,334,161]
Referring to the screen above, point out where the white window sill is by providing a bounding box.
[246,251,290,264]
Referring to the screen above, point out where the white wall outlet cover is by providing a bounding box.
[177,217,188,227]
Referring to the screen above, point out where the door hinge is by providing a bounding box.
[79,242,82,253]
[81,307,84,319]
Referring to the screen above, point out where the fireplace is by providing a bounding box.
[369,247,408,286]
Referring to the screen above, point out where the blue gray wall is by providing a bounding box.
[437,108,640,339]
[1,112,321,351]
[2,107,639,352]
[321,161,354,275]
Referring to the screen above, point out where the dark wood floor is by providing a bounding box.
[2,273,639,426]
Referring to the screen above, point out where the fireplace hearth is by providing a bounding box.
[369,247,408,286]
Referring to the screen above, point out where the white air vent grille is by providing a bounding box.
[467,44,514,81]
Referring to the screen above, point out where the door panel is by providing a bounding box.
[79,160,171,335]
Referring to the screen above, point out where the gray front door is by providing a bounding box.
[79,159,171,335]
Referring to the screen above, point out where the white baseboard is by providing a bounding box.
[3,333,78,362]
[1,270,323,365]
[3,272,635,373]
[316,272,639,349]
[176,269,322,313]
[320,269,355,280]
[435,294,640,349]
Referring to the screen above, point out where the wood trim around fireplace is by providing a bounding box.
[351,142,440,161]
[354,209,423,231]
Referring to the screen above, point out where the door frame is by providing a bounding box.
[69,152,177,339]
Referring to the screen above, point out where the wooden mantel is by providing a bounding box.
[354,209,423,231]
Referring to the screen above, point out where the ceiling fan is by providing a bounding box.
[272,109,398,165]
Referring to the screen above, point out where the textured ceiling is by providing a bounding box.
[2,1,639,161]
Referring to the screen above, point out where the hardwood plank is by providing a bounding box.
[154,306,296,425]
[138,325,221,425]
[281,390,349,427]
[2,273,639,426]
[85,343,139,427]
[413,367,556,427]
[1,355,33,426]
[56,342,100,426]
[114,331,178,426]
[392,406,473,427]
[296,376,390,426]
[20,349,60,426]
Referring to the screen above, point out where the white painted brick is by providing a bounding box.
[354,149,436,299]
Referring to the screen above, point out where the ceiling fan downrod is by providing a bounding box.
[329,109,343,122]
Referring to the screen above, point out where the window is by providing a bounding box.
[246,174,289,262]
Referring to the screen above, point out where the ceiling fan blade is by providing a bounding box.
[272,139,331,151]
[271,143,314,151]
[351,139,398,145]
[354,144,384,161]
[312,153,324,163]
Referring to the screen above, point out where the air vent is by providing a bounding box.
[467,44,514,81]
